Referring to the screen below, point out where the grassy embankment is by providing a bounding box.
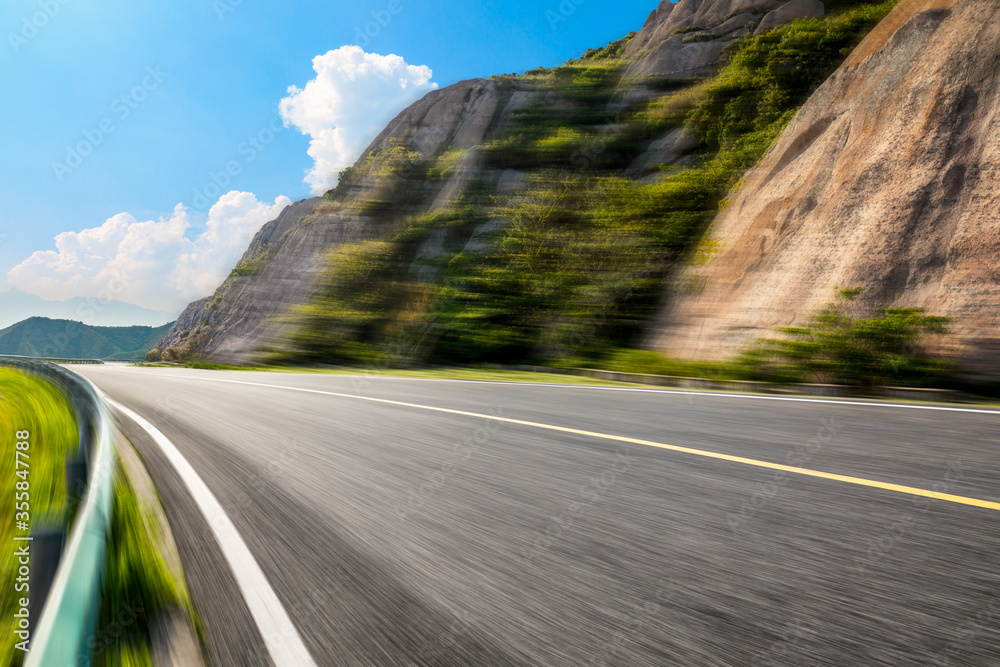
[0,368,77,667]
[92,467,194,667]
[0,367,193,666]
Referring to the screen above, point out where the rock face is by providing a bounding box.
[154,79,518,363]
[153,197,366,362]
[362,79,502,157]
[630,127,702,177]
[623,0,808,78]
[625,0,783,57]
[754,0,824,35]
[652,0,1000,373]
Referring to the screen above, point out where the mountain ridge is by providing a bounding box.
[0,316,174,360]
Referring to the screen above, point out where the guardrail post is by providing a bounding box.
[66,454,89,515]
[28,522,65,630]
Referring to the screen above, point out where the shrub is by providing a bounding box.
[682,33,718,43]
[737,288,954,387]
[428,147,467,181]
[570,31,637,63]
[229,256,264,277]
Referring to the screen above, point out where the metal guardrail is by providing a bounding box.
[0,356,115,666]
[0,353,105,364]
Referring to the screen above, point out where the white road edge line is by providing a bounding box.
[104,397,318,667]
[146,369,1000,416]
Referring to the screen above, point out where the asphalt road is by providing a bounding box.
[76,365,1000,666]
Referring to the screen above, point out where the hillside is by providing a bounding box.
[154,0,909,369]
[0,317,174,361]
[654,0,1000,374]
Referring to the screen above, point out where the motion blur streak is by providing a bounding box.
[180,375,1000,513]
[77,366,1000,666]
[106,397,318,667]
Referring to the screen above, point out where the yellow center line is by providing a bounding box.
[190,376,1000,513]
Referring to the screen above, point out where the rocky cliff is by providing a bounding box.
[156,0,915,367]
[653,0,1000,373]
[624,0,822,77]
[160,0,819,363]
[155,79,515,362]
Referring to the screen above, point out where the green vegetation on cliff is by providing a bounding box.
[280,1,898,368]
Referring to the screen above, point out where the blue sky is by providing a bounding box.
[0,0,661,318]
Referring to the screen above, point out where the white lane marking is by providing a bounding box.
[116,377,1000,512]
[105,397,317,667]
[142,370,1000,416]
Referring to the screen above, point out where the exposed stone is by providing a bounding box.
[630,127,702,174]
[714,12,759,36]
[496,90,537,133]
[496,169,526,193]
[430,149,480,210]
[624,0,785,60]
[653,0,1000,373]
[623,0,794,79]
[462,219,504,254]
[413,228,447,282]
[154,197,371,362]
[754,0,825,35]
[643,0,675,28]
[626,37,729,79]
[155,78,513,362]
[362,79,501,157]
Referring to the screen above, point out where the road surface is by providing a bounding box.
[76,365,1000,666]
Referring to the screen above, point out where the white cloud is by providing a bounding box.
[7,191,291,312]
[280,45,437,194]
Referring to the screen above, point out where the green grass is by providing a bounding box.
[561,348,742,380]
[92,466,191,667]
[0,368,198,666]
[270,366,646,386]
[0,368,78,667]
[129,362,649,386]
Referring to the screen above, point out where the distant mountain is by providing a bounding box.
[0,317,175,360]
[0,288,177,330]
